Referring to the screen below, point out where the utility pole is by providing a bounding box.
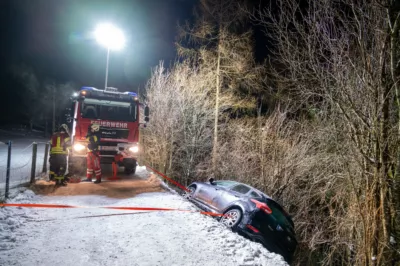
[212,24,222,176]
[105,48,110,89]
[52,85,55,133]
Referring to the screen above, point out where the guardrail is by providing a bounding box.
[0,141,50,201]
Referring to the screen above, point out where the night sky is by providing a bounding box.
[0,0,196,91]
[0,0,266,126]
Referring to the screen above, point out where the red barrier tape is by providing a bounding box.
[0,203,224,217]
[142,167,224,217]
[36,212,154,222]
[104,206,188,212]
[0,203,77,208]
[0,167,226,217]
[145,165,190,192]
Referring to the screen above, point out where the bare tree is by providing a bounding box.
[143,61,214,186]
[142,63,178,174]
[177,0,262,176]
[44,81,76,133]
[250,0,400,264]
[170,62,214,184]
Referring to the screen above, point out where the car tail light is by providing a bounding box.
[251,198,272,214]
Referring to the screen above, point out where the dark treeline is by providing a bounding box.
[0,63,76,134]
[141,0,400,265]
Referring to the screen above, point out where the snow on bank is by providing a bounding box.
[0,172,287,266]
[135,165,151,180]
[0,188,37,251]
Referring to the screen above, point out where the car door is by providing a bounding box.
[212,184,252,212]
[195,183,219,206]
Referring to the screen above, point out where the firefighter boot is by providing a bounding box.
[49,172,55,182]
[64,172,72,183]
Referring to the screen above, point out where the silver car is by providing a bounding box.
[186,178,297,263]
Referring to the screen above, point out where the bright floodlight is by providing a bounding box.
[94,23,125,50]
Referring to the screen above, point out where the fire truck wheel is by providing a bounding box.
[124,166,136,175]
[122,158,136,175]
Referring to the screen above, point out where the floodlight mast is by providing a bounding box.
[94,23,126,90]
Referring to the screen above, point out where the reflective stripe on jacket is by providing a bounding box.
[86,133,101,151]
[50,132,71,155]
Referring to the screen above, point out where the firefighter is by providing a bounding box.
[49,124,71,186]
[82,123,102,183]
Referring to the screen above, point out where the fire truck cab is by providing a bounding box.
[67,86,149,175]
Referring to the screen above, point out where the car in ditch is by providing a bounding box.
[185,178,297,263]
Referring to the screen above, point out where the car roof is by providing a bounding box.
[214,180,272,199]
[213,180,239,186]
[209,181,290,219]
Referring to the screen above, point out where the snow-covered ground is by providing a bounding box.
[0,130,48,196]
[0,168,287,266]
[0,136,47,172]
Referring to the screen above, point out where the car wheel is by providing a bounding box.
[220,208,242,230]
[184,185,196,199]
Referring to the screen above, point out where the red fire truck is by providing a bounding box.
[67,86,149,175]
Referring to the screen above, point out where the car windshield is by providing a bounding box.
[214,180,238,188]
[81,98,137,122]
[266,199,294,229]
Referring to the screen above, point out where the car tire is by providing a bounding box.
[220,207,243,231]
[184,185,196,199]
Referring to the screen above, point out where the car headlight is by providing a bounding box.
[129,146,139,153]
[73,143,86,152]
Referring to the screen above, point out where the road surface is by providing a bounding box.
[0,167,287,266]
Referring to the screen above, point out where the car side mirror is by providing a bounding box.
[209,177,215,185]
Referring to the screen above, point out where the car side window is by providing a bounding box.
[230,185,251,194]
[214,181,237,188]
[249,191,261,198]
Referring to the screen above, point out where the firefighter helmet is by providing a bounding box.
[59,124,69,134]
[91,123,100,132]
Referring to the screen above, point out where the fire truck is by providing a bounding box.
[66,86,149,175]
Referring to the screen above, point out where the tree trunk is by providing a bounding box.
[212,26,222,176]
[257,98,265,188]
[389,3,400,264]
[167,131,174,178]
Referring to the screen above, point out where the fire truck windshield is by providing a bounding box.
[81,98,137,122]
